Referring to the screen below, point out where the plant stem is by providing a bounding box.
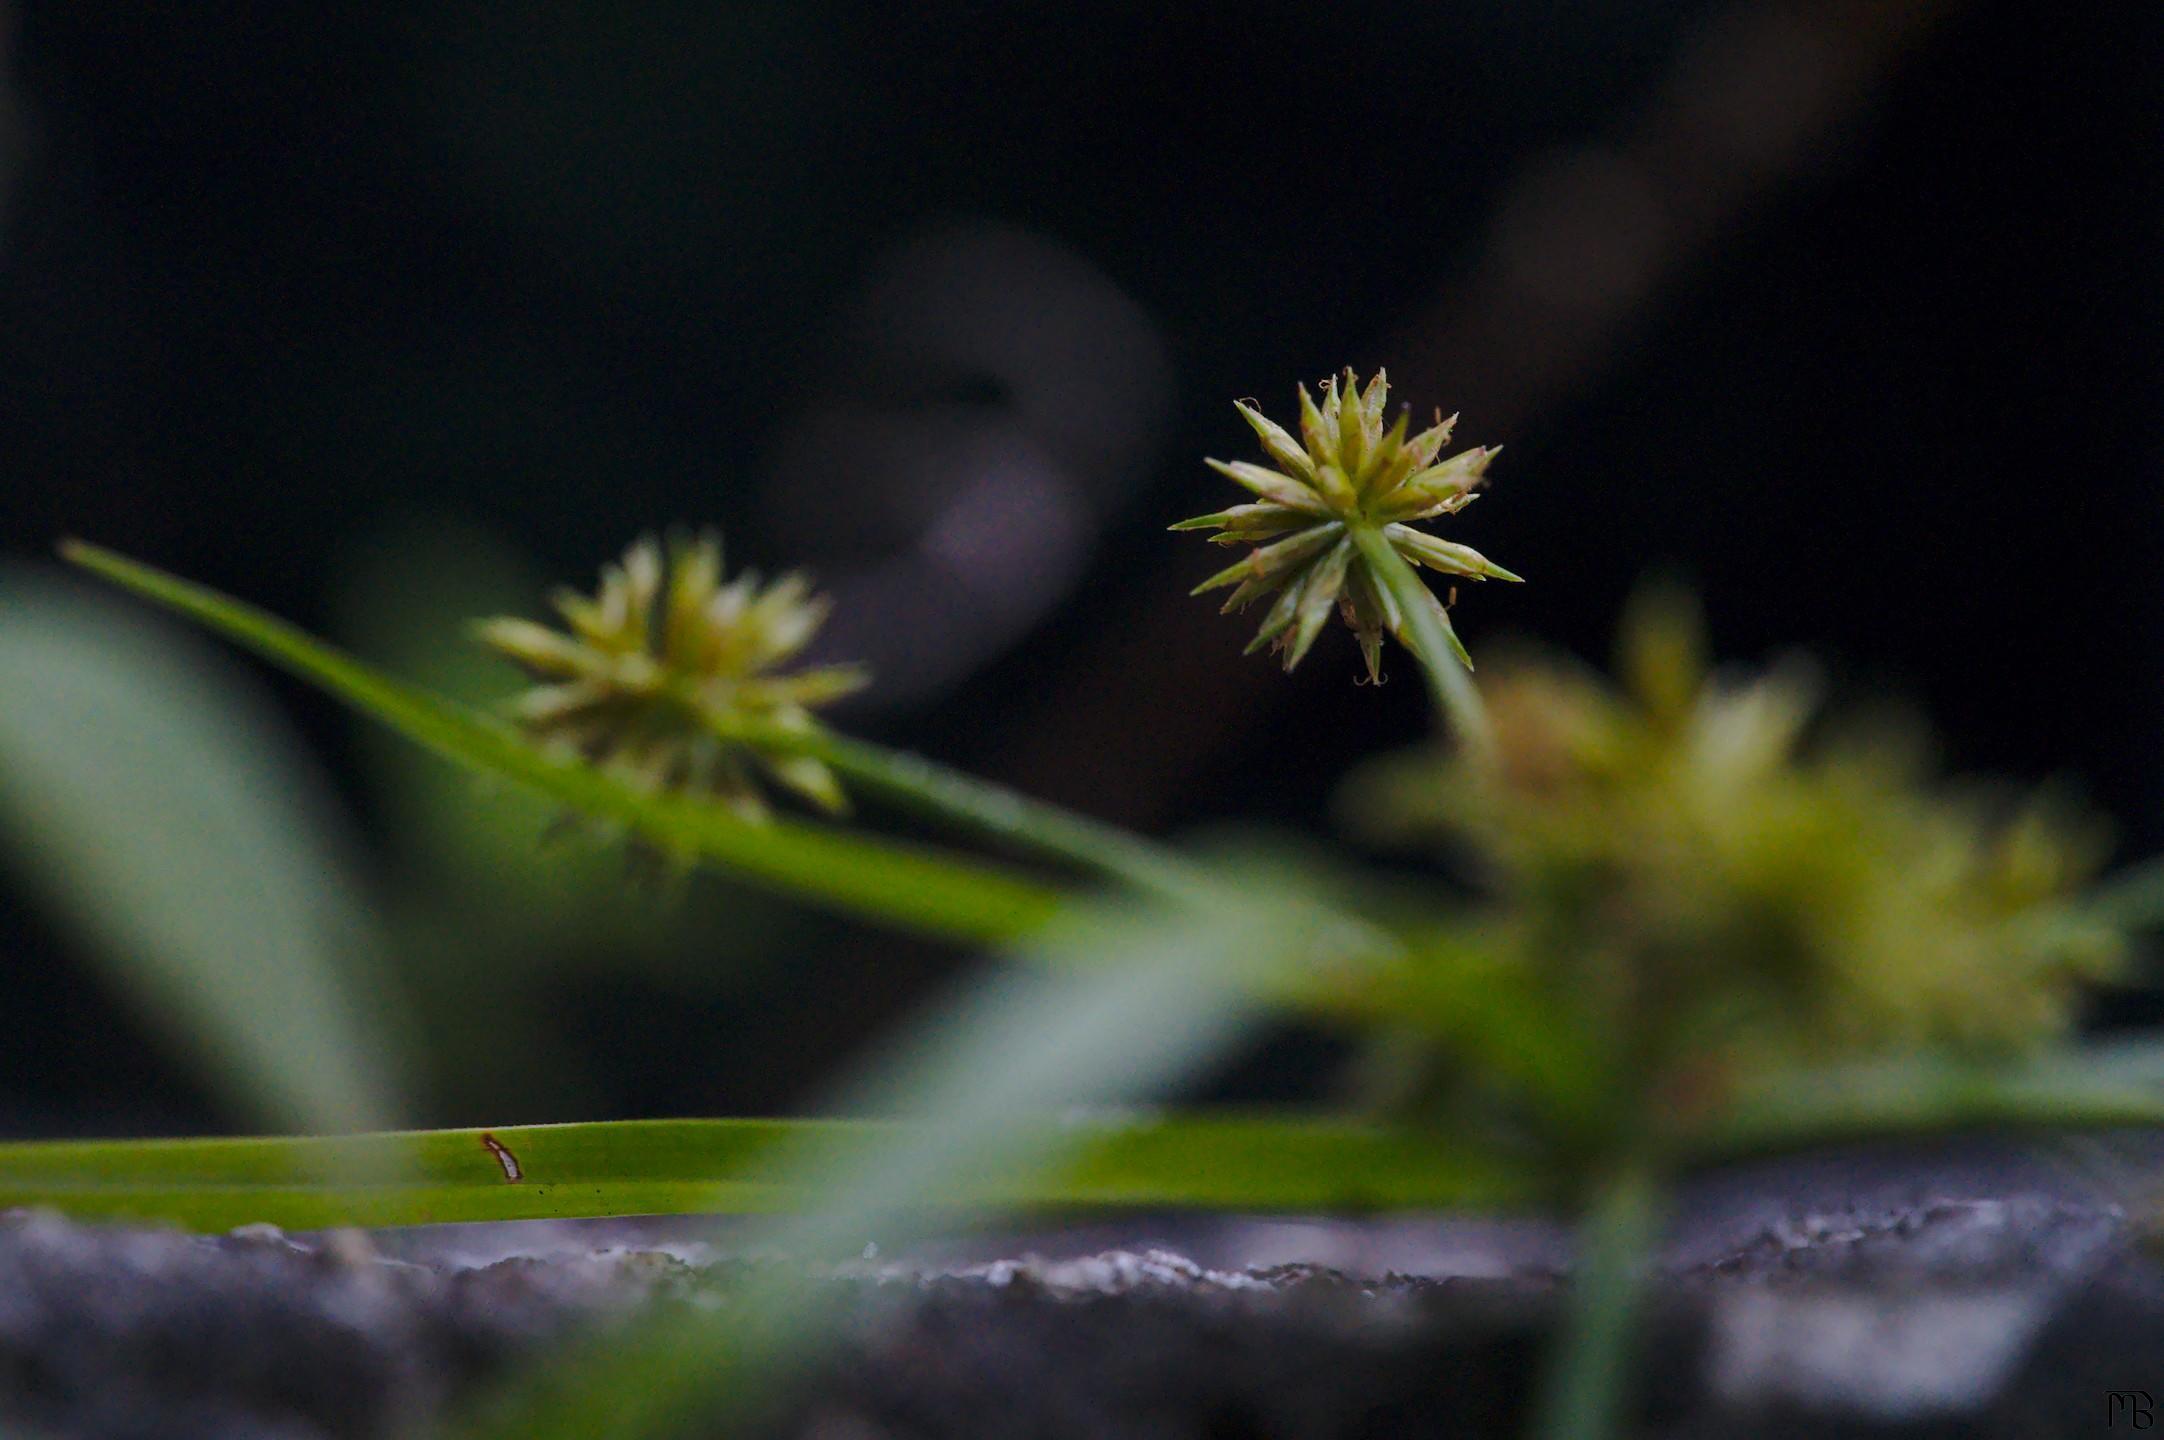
[711,718,1217,903]
[1531,1158,1664,1440]
[1347,523,1495,765]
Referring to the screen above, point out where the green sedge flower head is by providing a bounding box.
[1174,369,1521,681]
[1343,590,2126,1093]
[477,534,867,822]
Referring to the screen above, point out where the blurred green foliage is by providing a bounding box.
[0,572,410,1133]
[1343,588,2125,1150]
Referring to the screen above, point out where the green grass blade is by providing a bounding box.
[720,721,1221,901]
[0,571,409,1134]
[0,1113,1533,1232]
[1688,1043,2164,1162]
[61,542,1063,944]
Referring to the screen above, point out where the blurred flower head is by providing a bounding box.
[1343,588,2125,1101]
[1175,369,1520,680]
[477,535,866,821]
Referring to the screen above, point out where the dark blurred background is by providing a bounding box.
[0,0,2157,1135]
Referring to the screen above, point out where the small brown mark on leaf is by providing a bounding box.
[479,1132,523,1183]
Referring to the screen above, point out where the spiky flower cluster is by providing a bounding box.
[1175,369,1520,681]
[478,535,865,822]
[1343,592,2125,1101]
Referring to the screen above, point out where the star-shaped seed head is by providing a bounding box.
[1174,369,1521,681]
[476,534,866,822]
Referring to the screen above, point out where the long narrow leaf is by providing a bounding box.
[0,1114,1532,1232]
[0,574,408,1133]
[61,542,1063,944]
[1688,1044,2164,1162]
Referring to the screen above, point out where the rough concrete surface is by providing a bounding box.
[4,1141,2163,1438]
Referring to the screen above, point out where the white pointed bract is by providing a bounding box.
[478,534,865,822]
[1175,370,1520,680]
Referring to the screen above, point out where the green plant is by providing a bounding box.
[1175,370,1516,675]
[1175,369,1516,753]
[4,370,2163,1440]
[476,532,866,824]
